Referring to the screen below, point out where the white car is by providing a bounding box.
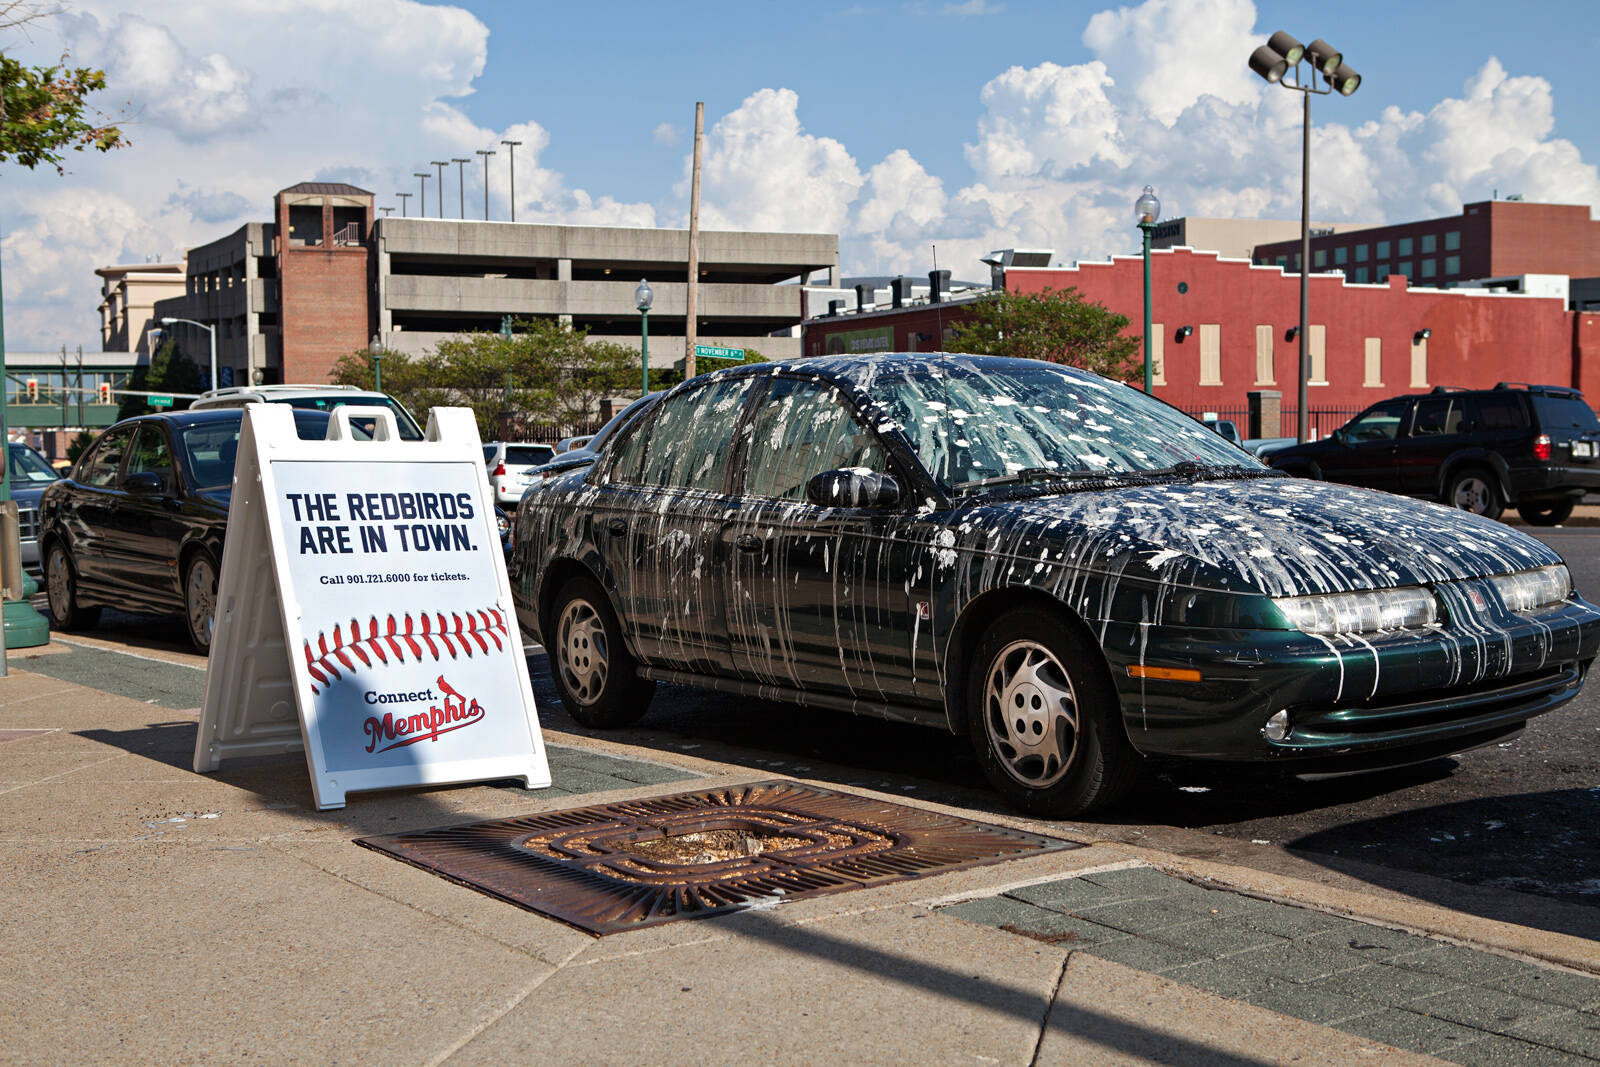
[189,385,424,439]
[483,441,556,505]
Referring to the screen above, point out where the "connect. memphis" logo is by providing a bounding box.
[362,675,483,754]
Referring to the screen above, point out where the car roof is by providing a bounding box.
[195,384,370,400]
[694,352,1099,393]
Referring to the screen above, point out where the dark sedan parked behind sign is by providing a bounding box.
[37,408,351,653]
[511,354,1600,818]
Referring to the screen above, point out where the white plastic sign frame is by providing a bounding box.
[194,403,549,809]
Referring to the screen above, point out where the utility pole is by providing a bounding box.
[476,149,495,219]
[452,158,469,219]
[684,102,704,381]
[501,140,522,222]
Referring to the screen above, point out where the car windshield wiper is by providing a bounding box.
[956,467,1115,491]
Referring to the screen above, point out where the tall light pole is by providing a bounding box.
[413,173,430,217]
[379,206,394,217]
[475,148,495,219]
[1249,30,1360,443]
[396,192,411,218]
[430,160,447,218]
[161,316,218,392]
[1135,185,1160,394]
[501,139,522,222]
[635,279,653,397]
[452,157,469,219]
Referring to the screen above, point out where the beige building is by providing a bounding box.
[95,261,186,356]
[1149,217,1381,261]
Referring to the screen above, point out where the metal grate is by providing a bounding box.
[356,780,1078,935]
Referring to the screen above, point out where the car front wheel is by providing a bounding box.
[966,607,1137,818]
[45,544,101,631]
[183,551,219,654]
[548,575,654,728]
[1446,468,1503,521]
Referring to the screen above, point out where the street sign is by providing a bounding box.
[694,344,746,361]
[149,395,174,408]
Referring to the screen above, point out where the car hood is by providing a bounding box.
[955,475,1561,598]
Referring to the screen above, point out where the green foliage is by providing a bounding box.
[65,429,94,465]
[0,53,125,172]
[118,338,203,419]
[330,320,641,440]
[945,287,1142,382]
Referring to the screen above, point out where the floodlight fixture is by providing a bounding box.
[1267,31,1304,65]
[1249,44,1288,83]
[1330,63,1362,96]
[1305,38,1342,75]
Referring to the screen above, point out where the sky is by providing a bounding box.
[5,0,1599,351]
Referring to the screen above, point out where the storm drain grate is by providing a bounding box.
[355,779,1079,935]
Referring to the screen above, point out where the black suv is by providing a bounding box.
[1268,383,1600,525]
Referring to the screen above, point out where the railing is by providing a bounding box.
[1178,405,1364,440]
[332,223,364,247]
[495,415,605,444]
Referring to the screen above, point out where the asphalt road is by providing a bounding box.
[31,526,1600,942]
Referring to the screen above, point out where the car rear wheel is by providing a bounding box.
[45,544,100,631]
[966,607,1137,818]
[548,575,654,728]
[183,551,219,654]
[1446,468,1503,521]
[1517,499,1576,526]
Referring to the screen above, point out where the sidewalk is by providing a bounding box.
[3,644,1598,1064]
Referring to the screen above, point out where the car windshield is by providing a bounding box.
[9,444,59,483]
[274,396,423,440]
[874,360,1261,490]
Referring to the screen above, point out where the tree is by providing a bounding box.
[945,287,1142,382]
[118,337,203,419]
[1,4,127,172]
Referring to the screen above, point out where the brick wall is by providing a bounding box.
[278,248,369,383]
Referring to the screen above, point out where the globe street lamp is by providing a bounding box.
[635,278,653,397]
[160,316,218,392]
[369,333,383,392]
[1249,30,1360,442]
[1135,185,1160,394]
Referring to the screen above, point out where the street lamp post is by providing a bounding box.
[635,279,653,397]
[160,316,218,392]
[396,192,411,218]
[369,334,383,393]
[413,173,430,217]
[1135,185,1160,394]
[501,140,522,222]
[430,161,447,218]
[452,158,469,219]
[1249,30,1360,443]
[475,149,495,219]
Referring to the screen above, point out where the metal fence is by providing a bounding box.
[495,415,605,444]
[1178,405,1365,440]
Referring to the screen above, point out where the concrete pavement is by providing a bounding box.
[3,643,1599,1065]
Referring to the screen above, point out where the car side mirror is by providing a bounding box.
[1331,428,1349,446]
[125,471,163,494]
[806,469,900,508]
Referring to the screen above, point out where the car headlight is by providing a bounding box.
[1489,564,1571,614]
[1273,586,1438,635]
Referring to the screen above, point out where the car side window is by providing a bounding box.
[1344,400,1409,443]
[80,427,134,488]
[1473,395,1526,430]
[637,377,758,491]
[125,427,176,492]
[1411,396,1462,437]
[743,377,888,501]
[605,415,650,485]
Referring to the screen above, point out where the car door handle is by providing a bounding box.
[606,518,626,536]
[735,534,763,553]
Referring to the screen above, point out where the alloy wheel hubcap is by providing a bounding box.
[188,559,216,645]
[557,598,609,705]
[1453,477,1491,513]
[47,551,70,618]
[983,639,1078,789]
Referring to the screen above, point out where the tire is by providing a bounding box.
[1517,499,1576,526]
[1446,467,1503,521]
[966,607,1138,818]
[547,575,654,728]
[45,543,101,631]
[183,550,220,654]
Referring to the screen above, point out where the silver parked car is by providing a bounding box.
[8,441,60,575]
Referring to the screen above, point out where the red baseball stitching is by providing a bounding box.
[303,608,508,693]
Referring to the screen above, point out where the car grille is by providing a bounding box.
[16,503,39,543]
[1292,663,1583,744]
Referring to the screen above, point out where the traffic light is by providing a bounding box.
[26,378,37,401]
[98,382,112,403]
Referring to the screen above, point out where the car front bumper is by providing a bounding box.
[1102,589,1600,764]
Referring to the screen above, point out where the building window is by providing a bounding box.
[1445,230,1461,251]
[1334,246,1348,265]
[1410,335,1429,387]
[1398,237,1414,256]
[1309,324,1327,384]
[1151,323,1166,386]
[1421,259,1437,278]
[1355,243,1369,262]
[1445,255,1461,275]
[1313,249,1327,268]
[1363,337,1383,387]
[1377,240,1391,259]
[1255,324,1274,385]
[1421,234,1437,254]
[1398,261,1413,279]
[1293,253,1301,270]
[1377,264,1391,282]
[1199,324,1221,386]
[1354,266,1370,283]
[1276,256,1287,267]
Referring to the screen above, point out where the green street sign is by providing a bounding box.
[695,344,746,361]
[149,395,174,409]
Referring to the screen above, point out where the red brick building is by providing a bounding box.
[803,248,1600,436]
[1251,200,1600,288]
[274,182,374,384]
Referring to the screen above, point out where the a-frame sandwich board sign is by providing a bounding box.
[193,403,549,809]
